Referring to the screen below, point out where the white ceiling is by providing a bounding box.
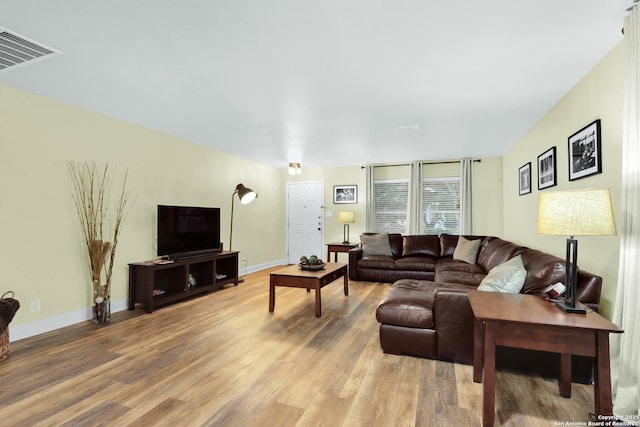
[0,1,630,170]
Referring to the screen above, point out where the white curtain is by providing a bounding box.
[408,161,423,234]
[460,158,473,234]
[611,7,640,419]
[365,164,376,232]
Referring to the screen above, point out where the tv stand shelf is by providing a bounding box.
[128,251,239,313]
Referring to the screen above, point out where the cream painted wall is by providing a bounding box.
[502,43,624,318]
[469,158,503,237]
[1,85,286,337]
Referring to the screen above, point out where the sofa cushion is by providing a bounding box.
[357,255,395,270]
[477,237,525,272]
[440,234,459,257]
[389,233,404,258]
[477,255,527,293]
[440,234,485,257]
[376,279,436,328]
[453,236,481,264]
[435,258,487,286]
[403,235,439,257]
[435,270,487,287]
[395,256,437,272]
[361,233,393,257]
[519,248,567,295]
[436,258,486,274]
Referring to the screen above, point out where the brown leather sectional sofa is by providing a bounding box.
[349,233,603,382]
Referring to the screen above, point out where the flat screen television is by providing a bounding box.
[157,205,222,259]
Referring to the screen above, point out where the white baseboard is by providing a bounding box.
[239,258,285,276]
[9,260,286,342]
[9,298,128,342]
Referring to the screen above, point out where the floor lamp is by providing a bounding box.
[537,189,616,314]
[230,183,257,283]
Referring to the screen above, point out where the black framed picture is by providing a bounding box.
[568,119,602,181]
[519,162,531,196]
[537,147,557,190]
[333,185,357,204]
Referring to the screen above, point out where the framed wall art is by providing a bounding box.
[537,147,557,190]
[568,119,602,181]
[519,162,531,196]
[333,185,357,204]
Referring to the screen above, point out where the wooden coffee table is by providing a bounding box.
[269,263,348,317]
[468,290,623,427]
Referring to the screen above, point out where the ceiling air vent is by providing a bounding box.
[0,29,61,71]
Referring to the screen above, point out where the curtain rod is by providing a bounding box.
[361,159,481,168]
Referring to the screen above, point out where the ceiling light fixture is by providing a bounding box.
[288,163,302,175]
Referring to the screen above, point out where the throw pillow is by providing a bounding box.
[453,236,481,264]
[361,233,393,257]
[477,255,527,293]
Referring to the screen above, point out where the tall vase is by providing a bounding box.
[94,296,110,324]
[92,277,110,324]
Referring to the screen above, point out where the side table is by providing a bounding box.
[468,290,623,427]
[326,242,359,262]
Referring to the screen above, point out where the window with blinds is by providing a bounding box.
[422,177,461,235]
[374,179,409,233]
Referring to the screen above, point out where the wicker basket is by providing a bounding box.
[0,290,19,362]
[0,327,8,362]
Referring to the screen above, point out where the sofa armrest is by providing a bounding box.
[349,247,364,280]
[577,271,602,312]
[433,288,475,363]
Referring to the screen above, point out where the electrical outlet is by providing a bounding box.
[242,258,247,263]
[31,299,41,312]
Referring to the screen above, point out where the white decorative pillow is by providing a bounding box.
[478,255,527,293]
[453,236,481,264]
[361,233,393,257]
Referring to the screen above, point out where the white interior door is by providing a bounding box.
[287,181,324,264]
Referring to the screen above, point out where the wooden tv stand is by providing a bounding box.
[128,251,239,313]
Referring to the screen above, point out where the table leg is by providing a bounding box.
[343,272,349,295]
[269,277,275,312]
[128,267,135,311]
[315,281,321,317]
[327,248,331,262]
[473,317,484,383]
[334,251,338,262]
[483,322,496,427]
[559,353,572,398]
[594,331,614,417]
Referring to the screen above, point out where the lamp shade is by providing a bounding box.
[537,189,616,236]
[235,184,257,205]
[338,211,355,224]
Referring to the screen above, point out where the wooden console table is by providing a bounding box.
[326,242,359,262]
[128,251,239,313]
[468,290,623,427]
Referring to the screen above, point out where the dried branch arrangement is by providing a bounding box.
[68,161,133,321]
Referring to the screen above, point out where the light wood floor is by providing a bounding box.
[0,267,596,426]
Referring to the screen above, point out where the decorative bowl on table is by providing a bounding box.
[298,255,325,270]
[299,263,325,271]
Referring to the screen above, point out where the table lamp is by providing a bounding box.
[338,211,355,244]
[537,189,615,314]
